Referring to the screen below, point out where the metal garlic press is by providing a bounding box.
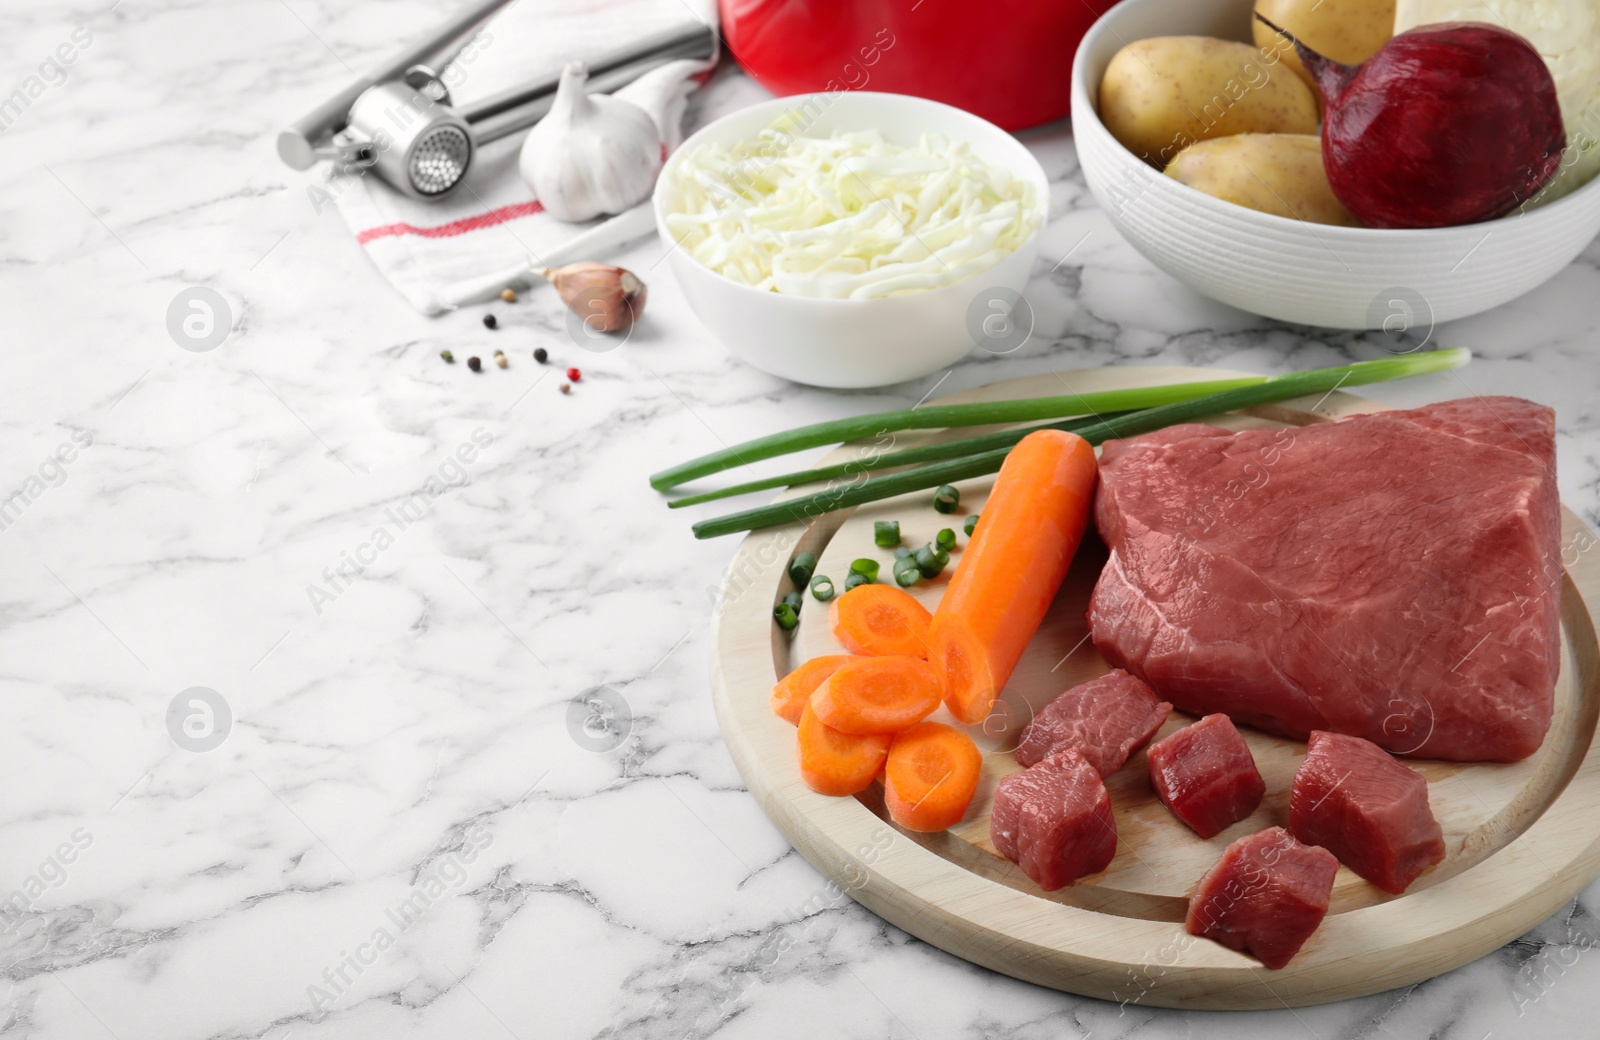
[277,0,714,200]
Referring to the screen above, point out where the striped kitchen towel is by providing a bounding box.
[326,0,718,315]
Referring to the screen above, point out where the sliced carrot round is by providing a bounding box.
[809,655,944,735]
[770,654,857,726]
[797,704,891,797]
[829,584,933,658]
[883,722,983,832]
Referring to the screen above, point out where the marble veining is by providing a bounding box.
[1,0,1599,1037]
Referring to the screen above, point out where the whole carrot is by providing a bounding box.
[929,430,1098,724]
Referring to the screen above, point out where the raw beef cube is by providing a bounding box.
[1187,826,1338,969]
[1015,668,1173,775]
[991,749,1117,891]
[1089,397,1560,762]
[1147,714,1265,838]
[1290,730,1446,894]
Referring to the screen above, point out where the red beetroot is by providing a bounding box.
[1257,17,1566,228]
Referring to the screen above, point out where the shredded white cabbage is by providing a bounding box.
[664,123,1040,299]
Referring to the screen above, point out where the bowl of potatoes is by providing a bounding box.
[1070,0,1600,330]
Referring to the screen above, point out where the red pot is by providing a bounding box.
[717,0,1119,130]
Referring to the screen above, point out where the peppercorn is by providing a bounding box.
[566,367,582,382]
[482,314,497,330]
[467,356,482,372]
[494,350,508,368]
[533,347,548,364]
[440,349,455,363]
[500,288,517,303]
[559,382,571,394]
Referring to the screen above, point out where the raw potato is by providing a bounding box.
[1164,134,1363,226]
[1253,0,1395,89]
[1098,37,1321,167]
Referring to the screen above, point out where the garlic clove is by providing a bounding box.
[539,262,647,333]
[519,62,663,223]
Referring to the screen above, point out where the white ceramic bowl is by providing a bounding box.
[653,92,1050,388]
[1071,0,1600,329]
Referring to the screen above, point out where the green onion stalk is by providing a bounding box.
[685,350,1469,539]
[665,411,1138,509]
[649,378,1277,491]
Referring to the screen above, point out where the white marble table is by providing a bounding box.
[2,2,1598,1037]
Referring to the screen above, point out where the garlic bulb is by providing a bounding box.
[519,62,662,223]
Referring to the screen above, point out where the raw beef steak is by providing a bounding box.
[1089,397,1561,762]
[1146,713,1265,838]
[1014,669,1172,774]
[1290,730,1446,893]
[1187,827,1338,969]
[991,749,1117,890]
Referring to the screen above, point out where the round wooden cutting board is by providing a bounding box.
[707,366,1600,1009]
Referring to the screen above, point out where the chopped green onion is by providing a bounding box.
[788,552,817,586]
[782,591,803,612]
[850,558,880,582]
[810,575,835,601]
[773,602,799,630]
[689,350,1471,539]
[894,546,913,559]
[843,572,872,592]
[893,558,922,587]
[933,485,959,513]
[913,544,949,579]
[936,528,957,552]
[964,513,980,537]
[874,520,901,547]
